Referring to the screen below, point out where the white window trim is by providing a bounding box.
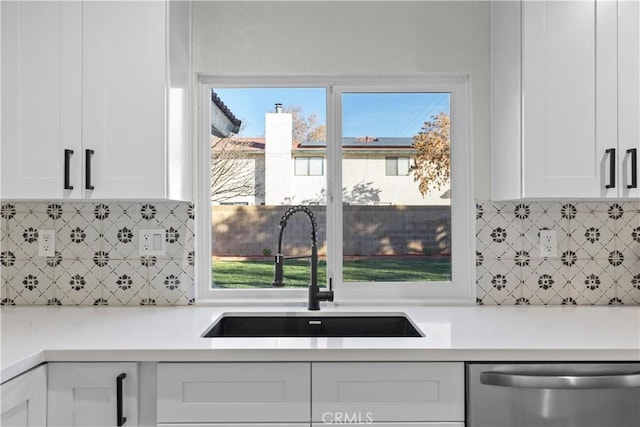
[195,76,475,305]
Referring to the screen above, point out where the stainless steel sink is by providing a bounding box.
[201,312,423,337]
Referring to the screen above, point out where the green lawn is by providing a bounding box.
[212,257,451,289]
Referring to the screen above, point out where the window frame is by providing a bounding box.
[295,156,324,176]
[385,156,411,176]
[195,76,475,305]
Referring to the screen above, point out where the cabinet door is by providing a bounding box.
[0,1,82,199]
[47,363,138,427]
[157,363,310,423]
[82,1,167,199]
[618,0,640,199]
[522,0,618,198]
[1,365,47,427]
[312,362,464,423]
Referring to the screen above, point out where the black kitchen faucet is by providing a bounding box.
[272,205,334,310]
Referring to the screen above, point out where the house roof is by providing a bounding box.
[211,137,265,152]
[210,91,242,137]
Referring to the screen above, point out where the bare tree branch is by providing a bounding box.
[211,137,264,203]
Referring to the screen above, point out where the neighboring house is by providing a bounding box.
[212,111,450,206]
[211,137,265,205]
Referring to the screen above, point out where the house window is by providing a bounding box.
[385,157,410,176]
[295,157,324,176]
[197,77,474,304]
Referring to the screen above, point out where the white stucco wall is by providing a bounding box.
[193,1,491,199]
[342,156,450,206]
[264,112,294,205]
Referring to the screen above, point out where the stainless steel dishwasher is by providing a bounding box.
[467,363,640,427]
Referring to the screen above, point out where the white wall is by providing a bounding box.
[343,156,450,206]
[193,1,491,199]
[264,112,294,204]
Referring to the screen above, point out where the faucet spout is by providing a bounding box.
[272,206,334,310]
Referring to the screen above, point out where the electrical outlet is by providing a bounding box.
[539,229,557,257]
[139,229,166,256]
[38,229,56,257]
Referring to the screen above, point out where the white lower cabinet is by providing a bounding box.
[157,362,464,426]
[312,363,464,424]
[313,425,463,427]
[0,365,47,427]
[47,362,138,427]
[160,425,463,427]
[157,363,311,424]
[162,425,309,427]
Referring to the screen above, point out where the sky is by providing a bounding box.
[214,88,450,139]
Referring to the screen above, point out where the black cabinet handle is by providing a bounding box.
[628,148,637,189]
[64,149,74,190]
[85,149,95,190]
[605,148,616,189]
[116,373,127,427]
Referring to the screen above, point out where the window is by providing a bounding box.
[385,157,410,176]
[196,77,474,304]
[295,157,324,176]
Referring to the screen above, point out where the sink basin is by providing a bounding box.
[202,312,423,338]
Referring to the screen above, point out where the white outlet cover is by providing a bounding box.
[539,229,557,258]
[38,229,56,257]
[139,229,166,256]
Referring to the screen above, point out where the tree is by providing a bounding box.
[211,137,264,203]
[410,112,450,197]
[283,105,326,145]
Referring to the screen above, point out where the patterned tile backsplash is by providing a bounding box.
[476,201,639,306]
[1,200,638,306]
[1,202,195,306]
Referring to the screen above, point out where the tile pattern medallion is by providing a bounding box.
[476,201,639,305]
[1,202,195,306]
[1,200,638,306]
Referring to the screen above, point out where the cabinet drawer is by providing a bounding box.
[313,424,464,427]
[161,425,309,427]
[312,362,464,422]
[157,363,310,423]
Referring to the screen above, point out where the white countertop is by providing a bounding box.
[2,305,639,382]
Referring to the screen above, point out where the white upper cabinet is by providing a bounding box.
[618,0,640,198]
[1,1,192,200]
[1,1,82,199]
[492,0,639,200]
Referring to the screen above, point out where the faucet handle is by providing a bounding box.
[319,278,334,302]
[272,253,285,287]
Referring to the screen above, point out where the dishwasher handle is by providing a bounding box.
[480,371,640,390]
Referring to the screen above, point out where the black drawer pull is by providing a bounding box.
[116,373,127,426]
[628,148,637,189]
[605,148,616,189]
[64,149,74,190]
[85,149,95,190]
